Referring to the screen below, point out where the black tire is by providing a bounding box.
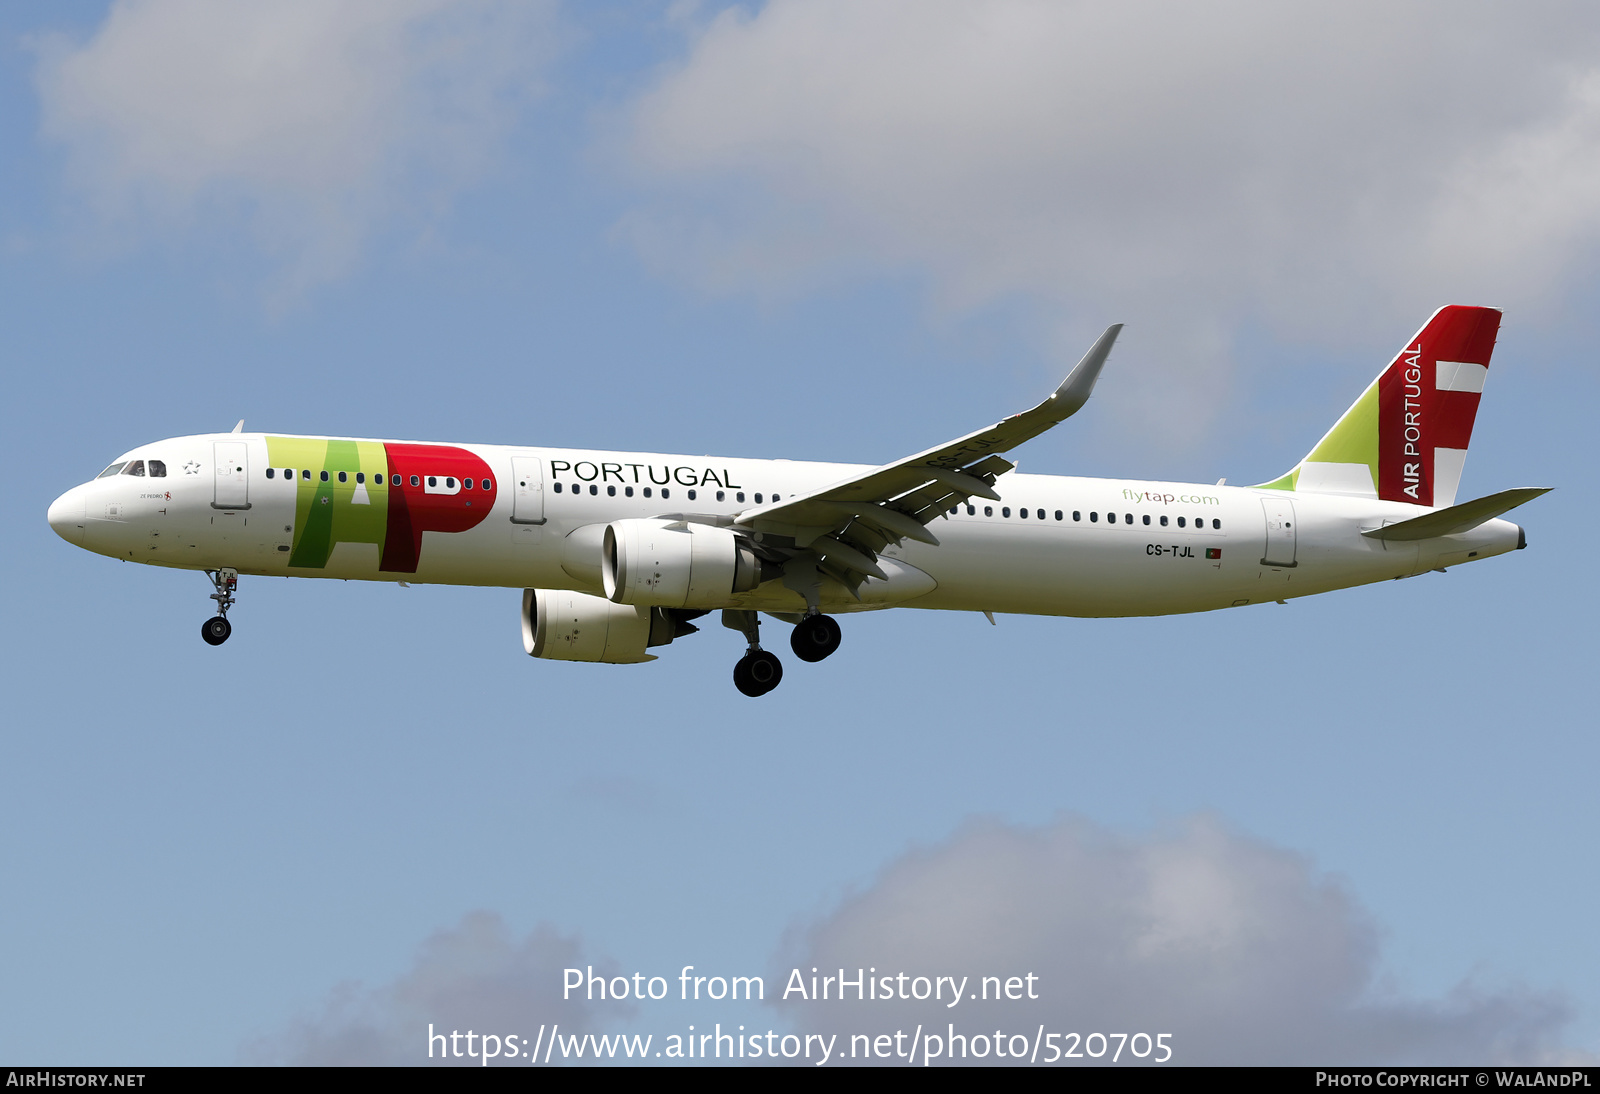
[201,616,232,646]
[790,614,842,662]
[734,650,783,696]
[733,656,758,696]
[747,649,783,693]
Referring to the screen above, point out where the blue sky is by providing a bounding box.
[2,1,1597,1066]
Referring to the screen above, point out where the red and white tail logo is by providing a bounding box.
[1377,305,1500,507]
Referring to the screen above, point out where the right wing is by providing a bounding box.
[733,324,1122,591]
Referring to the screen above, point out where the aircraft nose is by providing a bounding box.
[48,486,87,545]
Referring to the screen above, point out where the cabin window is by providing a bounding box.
[1090,512,1098,522]
[427,476,436,487]
[148,460,167,477]
[1018,507,1026,518]
[967,505,976,515]
[266,468,275,479]
[1213,519,1221,529]
[1160,515,1168,526]
[643,487,652,498]
[338,471,347,483]
[984,506,993,517]
[589,484,598,495]
[771,494,780,502]
[1055,510,1063,521]
[755,493,763,504]
[318,471,327,482]
[607,485,616,497]
[357,473,366,484]
[410,475,419,487]
[737,492,745,503]
[1072,511,1080,521]
[1177,517,1186,528]
[447,477,457,489]
[661,489,670,499]
[1036,509,1044,520]
[687,489,697,501]
[554,482,563,493]
[716,490,725,502]
[97,462,127,479]
[625,486,634,497]
[462,477,472,489]
[1142,514,1150,525]
[302,470,312,480]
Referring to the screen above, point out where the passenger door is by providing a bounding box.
[212,442,250,510]
[1260,498,1296,567]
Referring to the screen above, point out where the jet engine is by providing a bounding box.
[521,588,700,664]
[602,518,767,608]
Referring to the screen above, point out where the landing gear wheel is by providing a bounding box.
[790,613,842,662]
[733,649,784,697]
[202,569,239,647]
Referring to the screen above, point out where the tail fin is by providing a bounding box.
[1257,305,1501,508]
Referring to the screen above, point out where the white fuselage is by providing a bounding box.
[47,432,1523,618]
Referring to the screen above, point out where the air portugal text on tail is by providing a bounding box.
[1260,305,1503,509]
[46,307,1550,697]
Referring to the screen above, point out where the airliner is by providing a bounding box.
[47,306,1547,696]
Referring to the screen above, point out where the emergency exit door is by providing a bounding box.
[510,456,546,524]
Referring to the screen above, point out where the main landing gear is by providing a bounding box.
[789,612,842,662]
[201,568,238,646]
[724,610,843,696]
[724,609,783,697]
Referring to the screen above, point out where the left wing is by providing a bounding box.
[734,324,1122,593]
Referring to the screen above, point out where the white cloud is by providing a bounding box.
[247,820,1587,1066]
[247,911,619,1066]
[35,0,554,298]
[774,815,1585,1065]
[618,1,1600,434]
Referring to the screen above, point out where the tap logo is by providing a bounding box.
[265,437,497,573]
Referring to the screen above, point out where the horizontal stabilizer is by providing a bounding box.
[1361,488,1551,541]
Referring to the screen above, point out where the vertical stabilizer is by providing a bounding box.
[1258,305,1500,508]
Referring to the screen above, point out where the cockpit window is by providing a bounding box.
[148,460,167,477]
[122,460,146,477]
[96,462,128,479]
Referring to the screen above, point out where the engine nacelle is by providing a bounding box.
[521,588,654,664]
[602,518,764,608]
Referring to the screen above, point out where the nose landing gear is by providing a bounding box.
[201,568,238,646]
